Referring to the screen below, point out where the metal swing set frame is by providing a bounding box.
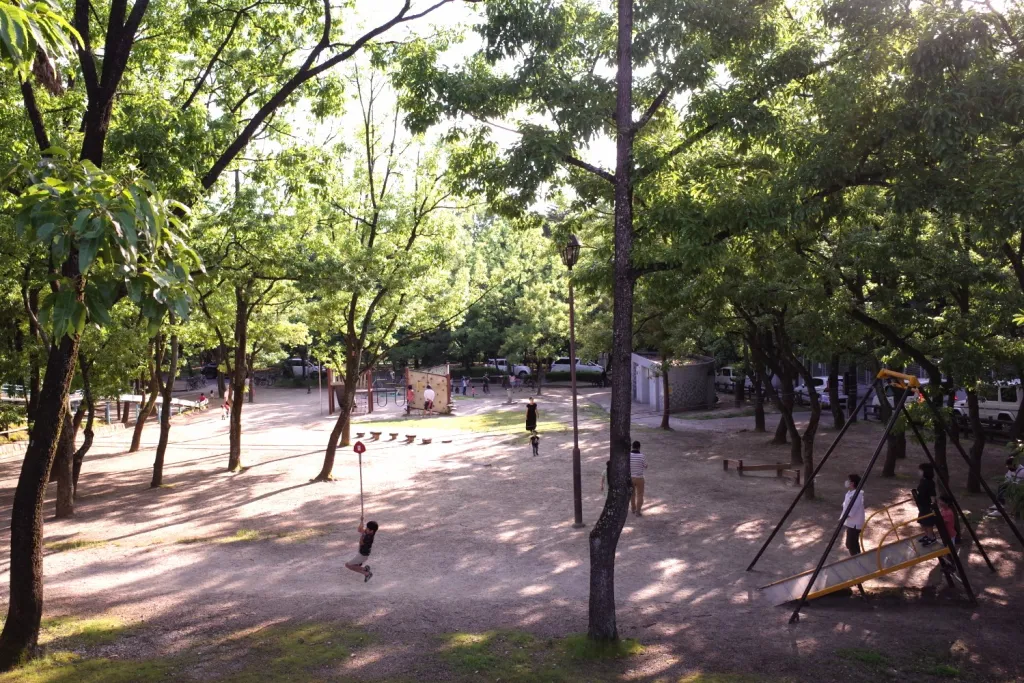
[747,370,1024,623]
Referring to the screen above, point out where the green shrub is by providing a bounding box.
[0,403,26,432]
[1005,482,1024,519]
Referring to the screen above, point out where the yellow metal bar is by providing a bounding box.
[877,513,938,571]
[876,369,921,388]
[805,546,951,600]
[860,497,914,553]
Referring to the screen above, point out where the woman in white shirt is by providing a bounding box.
[842,473,866,555]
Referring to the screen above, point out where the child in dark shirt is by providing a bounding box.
[344,519,378,582]
[913,463,938,546]
[530,434,539,457]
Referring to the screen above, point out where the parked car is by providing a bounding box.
[867,382,966,418]
[715,366,753,393]
[487,358,531,377]
[796,376,848,407]
[953,381,1022,428]
[284,357,320,378]
[549,358,604,374]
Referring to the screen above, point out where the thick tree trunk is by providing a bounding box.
[588,0,634,642]
[54,412,75,519]
[27,361,40,422]
[875,381,905,477]
[130,344,160,453]
[828,354,845,429]
[228,287,249,472]
[152,331,178,488]
[0,330,81,669]
[535,358,543,396]
[660,349,671,430]
[315,372,358,481]
[966,389,985,493]
[773,414,788,444]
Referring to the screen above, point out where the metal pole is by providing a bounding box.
[747,384,879,571]
[901,405,996,573]
[788,386,912,623]
[569,276,584,528]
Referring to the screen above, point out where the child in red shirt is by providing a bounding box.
[938,495,958,544]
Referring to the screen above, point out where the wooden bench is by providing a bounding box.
[723,459,801,485]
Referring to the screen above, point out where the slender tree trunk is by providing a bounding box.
[966,389,985,493]
[228,286,250,472]
[660,349,671,430]
[315,370,359,482]
[0,321,81,669]
[72,366,94,498]
[846,361,858,423]
[217,346,227,398]
[753,371,766,432]
[802,397,821,499]
[773,414,788,443]
[152,330,178,488]
[588,0,634,642]
[875,381,905,477]
[54,412,75,519]
[130,342,160,453]
[27,361,40,422]
[536,358,543,396]
[828,354,845,429]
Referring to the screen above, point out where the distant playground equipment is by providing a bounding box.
[723,459,801,485]
[748,370,1024,623]
[405,366,453,415]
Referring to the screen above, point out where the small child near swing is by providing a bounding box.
[345,518,378,582]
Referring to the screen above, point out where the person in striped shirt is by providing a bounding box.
[629,441,648,516]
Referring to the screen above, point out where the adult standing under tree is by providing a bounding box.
[525,397,538,432]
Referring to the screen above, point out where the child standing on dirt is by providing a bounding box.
[530,433,539,457]
[222,397,230,419]
[344,519,378,582]
[938,495,958,544]
[913,462,938,546]
[841,473,865,556]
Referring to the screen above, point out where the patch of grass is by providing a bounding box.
[440,630,642,682]
[44,539,107,554]
[560,633,643,660]
[219,621,372,682]
[39,615,129,647]
[677,674,778,683]
[838,647,890,667]
[0,651,172,683]
[360,408,568,436]
[226,529,266,543]
[927,663,960,678]
[175,536,210,545]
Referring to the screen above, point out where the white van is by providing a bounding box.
[796,376,846,408]
[953,382,1022,428]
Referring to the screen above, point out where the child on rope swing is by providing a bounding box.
[345,518,378,583]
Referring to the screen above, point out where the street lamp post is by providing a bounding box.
[561,234,585,529]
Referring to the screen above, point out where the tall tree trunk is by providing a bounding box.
[660,349,671,430]
[54,412,75,519]
[216,344,227,399]
[130,342,160,453]
[228,286,250,472]
[72,365,94,498]
[753,371,766,432]
[588,0,634,642]
[846,361,858,424]
[27,361,40,422]
[315,370,359,481]
[773,414,788,443]
[535,358,543,396]
[828,354,845,429]
[876,381,905,477]
[0,311,82,669]
[802,397,821,499]
[966,389,985,493]
[152,330,178,488]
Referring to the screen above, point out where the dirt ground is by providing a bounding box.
[1,386,1022,682]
